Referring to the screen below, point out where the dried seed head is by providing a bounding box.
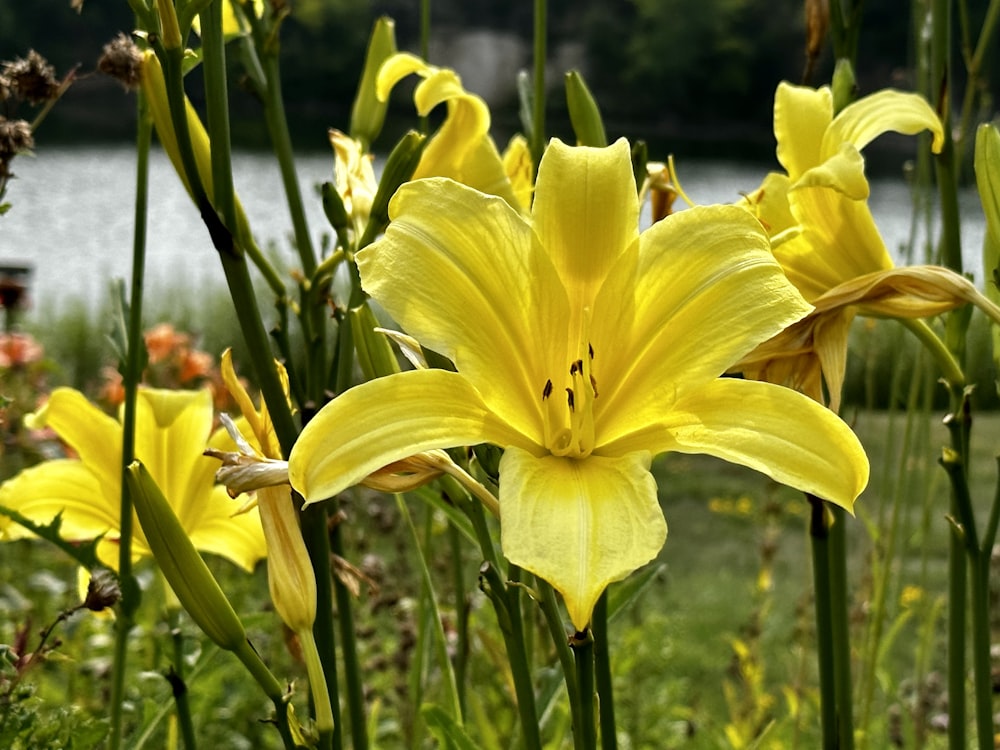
[2,50,59,104]
[0,117,34,157]
[98,33,143,91]
[83,568,122,612]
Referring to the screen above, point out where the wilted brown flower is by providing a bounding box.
[83,568,122,612]
[0,117,34,157]
[98,33,143,91]
[2,50,60,105]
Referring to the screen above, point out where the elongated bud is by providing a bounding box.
[975,123,1000,368]
[359,130,426,246]
[565,70,607,148]
[831,58,857,114]
[350,17,397,150]
[127,461,248,651]
[156,0,183,50]
[351,303,400,380]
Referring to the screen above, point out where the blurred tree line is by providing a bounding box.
[1,0,996,158]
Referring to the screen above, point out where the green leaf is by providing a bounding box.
[421,704,481,750]
[0,505,104,571]
[606,561,665,624]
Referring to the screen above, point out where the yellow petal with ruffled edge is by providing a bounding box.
[289,369,535,505]
[824,88,945,156]
[774,83,833,179]
[499,447,665,631]
[659,378,867,509]
[375,52,517,205]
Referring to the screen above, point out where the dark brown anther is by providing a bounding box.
[566,388,575,412]
[542,379,553,400]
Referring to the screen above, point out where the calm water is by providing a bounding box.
[0,145,988,319]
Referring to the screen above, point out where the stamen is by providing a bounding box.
[590,374,599,398]
[588,342,594,360]
[566,388,575,412]
[569,361,579,376]
[542,379,553,400]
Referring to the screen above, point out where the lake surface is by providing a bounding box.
[0,145,989,320]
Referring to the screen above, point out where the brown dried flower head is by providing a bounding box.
[2,50,60,105]
[0,115,35,162]
[98,33,143,91]
[83,568,122,612]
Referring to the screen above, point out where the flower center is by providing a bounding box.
[542,340,598,459]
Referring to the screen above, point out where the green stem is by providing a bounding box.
[899,318,965,388]
[331,508,369,750]
[591,593,617,750]
[108,84,153,750]
[449,523,469,717]
[169,620,197,750]
[300,501,343,750]
[828,506,854,750]
[530,0,547,171]
[506,566,543,750]
[231,640,297,750]
[570,629,597,750]
[536,580,584,750]
[808,495,838,750]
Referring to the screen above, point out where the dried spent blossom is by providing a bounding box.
[83,568,122,612]
[0,118,34,157]
[0,75,10,102]
[2,50,60,105]
[98,33,143,91]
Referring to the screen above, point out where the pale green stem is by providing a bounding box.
[108,84,152,750]
[531,0,547,171]
[899,318,964,388]
[299,628,335,739]
[808,495,839,750]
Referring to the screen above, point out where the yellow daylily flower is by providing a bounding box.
[376,52,521,208]
[289,138,870,630]
[739,82,999,410]
[0,387,266,572]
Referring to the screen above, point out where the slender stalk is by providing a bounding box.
[448,523,469,717]
[108,84,153,750]
[808,495,838,750]
[570,629,597,750]
[591,593,617,750]
[506,565,543,750]
[536,580,584,750]
[168,621,197,750]
[530,0,547,171]
[828,506,854,750]
[300,501,343,750]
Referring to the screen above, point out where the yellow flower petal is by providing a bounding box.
[774,82,833,179]
[289,369,534,505]
[593,204,811,443]
[824,88,945,156]
[664,379,868,510]
[186,486,268,572]
[358,178,560,443]
[532,138,638,305]
[499,447,665,631]
[0,460,113,541]
[26,388,121,491]
[792,142,869,199]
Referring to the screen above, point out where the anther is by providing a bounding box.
[569,361,579,376]
[542,379,553,400]
[588,343,594,359]
[590,374,599,398]
[566,388,575,412]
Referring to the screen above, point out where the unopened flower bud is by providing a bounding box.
[127,461,248,651]
[350,16,397,150]
[565,70,607,148]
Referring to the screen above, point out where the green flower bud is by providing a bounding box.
[359,130,427,247]
[127,461,247,652]
[975,123,1000,367]
[351,302,400,380]
[350,17,397,151]
[565,70,607,148]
